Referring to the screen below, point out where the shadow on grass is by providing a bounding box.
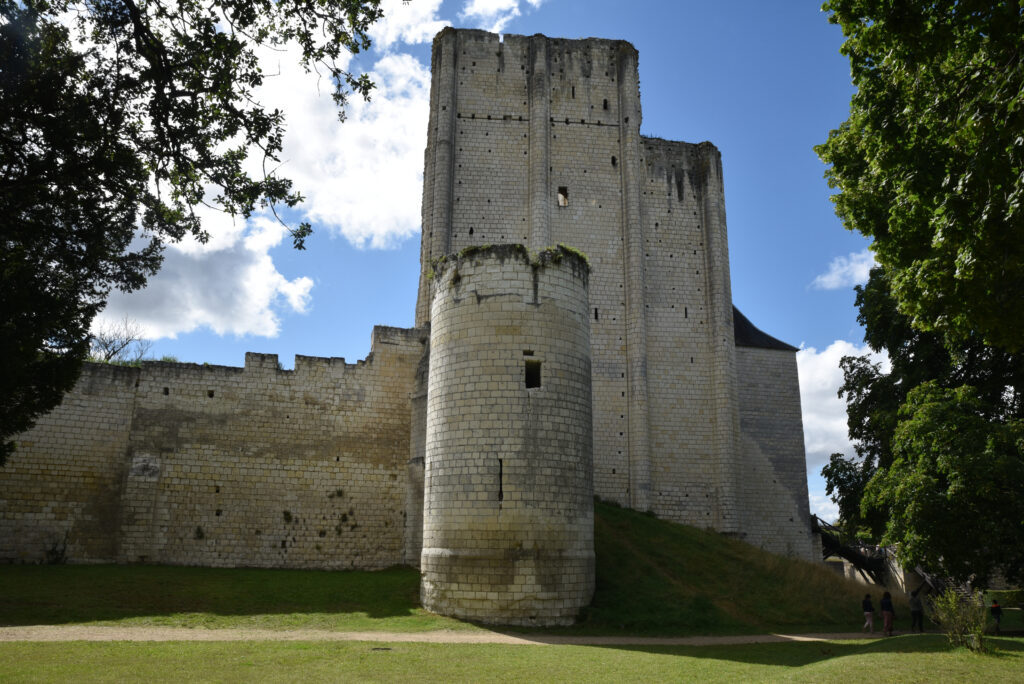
[0,564,424,626]
[571,634,1024,668]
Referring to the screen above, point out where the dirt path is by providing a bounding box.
[0,626,882,646]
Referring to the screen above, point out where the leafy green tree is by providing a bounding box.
[817,0,1024,352]
[826,267,1023,554]
[819,1,1024,584]
[821,452,876,538]
[0,0,382,464]
[862,382,1024,585]
[827,273,925,536]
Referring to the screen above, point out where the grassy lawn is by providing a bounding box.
[2,502,1020,680]
[0,564,471,632]
[0,636,1022,683]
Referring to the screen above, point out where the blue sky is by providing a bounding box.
[100,0,888,521]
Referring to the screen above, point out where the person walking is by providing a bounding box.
[862,593,875,634]
[880,591,896,636]
[991,599,1003,635]
[908,589,924,633]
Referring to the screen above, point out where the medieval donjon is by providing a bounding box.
[1,30,816,626]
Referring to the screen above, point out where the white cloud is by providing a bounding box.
[808,493,840,524]
[797,340,889,473]
[811,249,875,290]
[370,0,449,50]
[254,47,431,249]
[98,213,313,339]
[799,340,890,525]
[460,0,544,33]
[98,34,432,340]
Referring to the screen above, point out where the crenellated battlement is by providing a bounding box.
[3,326,426,568]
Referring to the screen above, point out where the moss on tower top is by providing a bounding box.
[430,243,589,282]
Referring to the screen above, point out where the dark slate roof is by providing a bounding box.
[733,306,799,352]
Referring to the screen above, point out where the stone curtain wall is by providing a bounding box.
[403,341,430,567]
[1,326,424,569]
[421,246,595,625]
[735,347,816,559]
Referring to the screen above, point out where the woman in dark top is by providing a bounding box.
[880,591,895,636]
[862,593,875,634]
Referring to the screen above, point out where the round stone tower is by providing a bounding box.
[421,244,594,626]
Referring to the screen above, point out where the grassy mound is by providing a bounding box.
[571,501,896,635]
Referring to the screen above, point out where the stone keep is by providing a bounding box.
[412,28,816,560]
[1,29,818,616]
[421,245,594,625]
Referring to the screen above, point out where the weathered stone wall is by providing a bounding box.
[0,364,137,563]
[639,139,742,531]
[735,346,815,559]
[421,246,594,625]
[415,31,640,509]
[2,327,424,569]
[403,340,430,567]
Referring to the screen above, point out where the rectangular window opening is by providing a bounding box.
[594,307,599,321]
[498,458,504,501]
[525,359,542,388]
[557,186,569,207]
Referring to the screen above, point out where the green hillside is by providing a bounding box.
[572,501,894,635]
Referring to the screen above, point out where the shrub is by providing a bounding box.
[930,589,988,652]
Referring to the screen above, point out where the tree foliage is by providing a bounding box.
[817,0,1024,352]
[863,383,1024,585]
[0,0,382,463]
[819,1,1024,583]
[826,268,1024,582]
[825,267,1024,540]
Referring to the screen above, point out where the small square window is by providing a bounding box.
[525,360,542,388]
